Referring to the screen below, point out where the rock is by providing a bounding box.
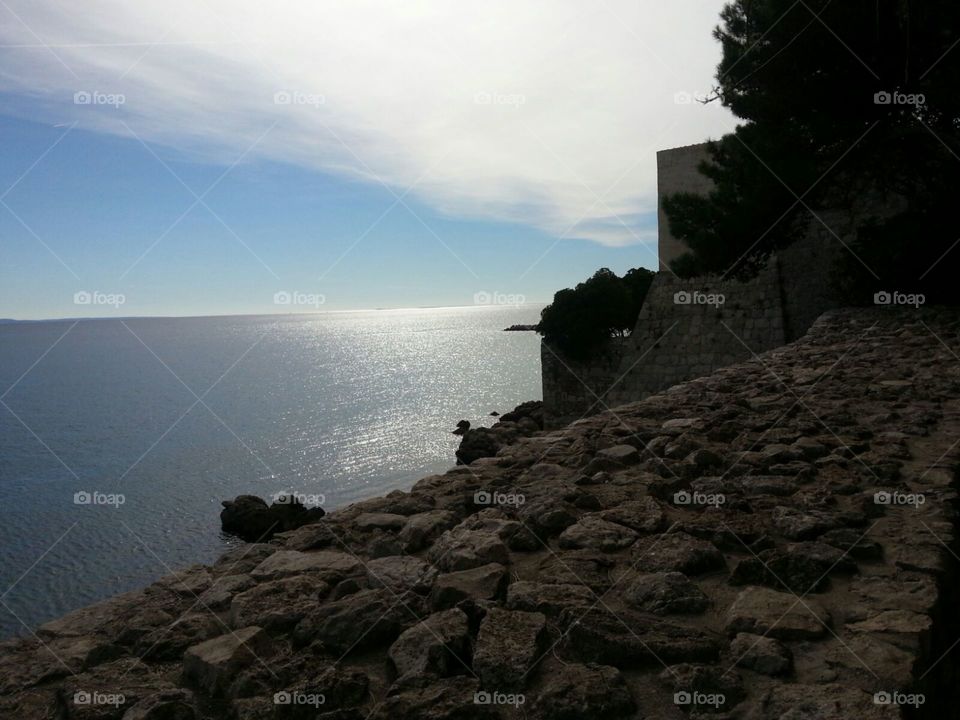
[537,552,613,592]
[136,614,221,661]
[428,520,511,571]
[596,445,640,465]
[230,575,326,631]
[564,608,722,666]
[474,608,546,691]
[399,510,460,552]
[355,513,408,532]
[198,574,255,610]
[772,506,840,540]
[249,550,361,582]
[455,427,502,465]
[729,633,792,675]
[558,516,638,552]
[452,420,470,435]
[597,497,665,533]
[531,662,636,719]
[623,572,709,615]
[121,689,197,719]
[506,581,595,617]
[372,676,497,720]
[366,556,438,595]
[430,563,508,610]
[658,663,745,713]
[725,587,830,640]
[748,682,899,719]
[182,627,274,696]
[388,609,470,682]
[728,542,856,594]
[293,589,426,653]
[220,495,324,542]
[631,532,725,575]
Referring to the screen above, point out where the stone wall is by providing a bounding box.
[542,256,793,428]
[541,220,850,428]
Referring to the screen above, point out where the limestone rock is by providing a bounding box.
[530,662,636,720]
[388,609,470,682]
[729,633,792,675]
[558,516,638,552]
[725,587,830,640]
[474,608,546,691]
[182,627,274,696]
[623,572,709,615]
[430,563,508,610]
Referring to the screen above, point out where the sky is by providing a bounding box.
[0,0,736,320]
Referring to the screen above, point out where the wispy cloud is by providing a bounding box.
[0,0,734,246]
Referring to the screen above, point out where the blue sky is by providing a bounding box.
[0,1,734,320]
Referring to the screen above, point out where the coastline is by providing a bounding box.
[2,307,959,718]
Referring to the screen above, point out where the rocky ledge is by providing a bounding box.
[1,307,959,719]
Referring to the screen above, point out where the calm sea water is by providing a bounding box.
[0,306,542,639]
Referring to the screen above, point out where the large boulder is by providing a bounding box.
[474,608,546,691]
[388,609,471,682]
[182,627,275,696]
[220,495,325,542]
[430,563,509,610]
[530,662,635,720]
[558,516,638,552]
[725,587,831,640]
[623,572,709,615]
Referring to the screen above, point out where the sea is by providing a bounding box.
[0,305,543,639]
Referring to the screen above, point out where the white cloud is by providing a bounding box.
[0,0,735,246]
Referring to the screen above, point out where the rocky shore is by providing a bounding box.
[1,307,959,719]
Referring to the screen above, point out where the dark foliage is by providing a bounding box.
[537,267,655,360]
